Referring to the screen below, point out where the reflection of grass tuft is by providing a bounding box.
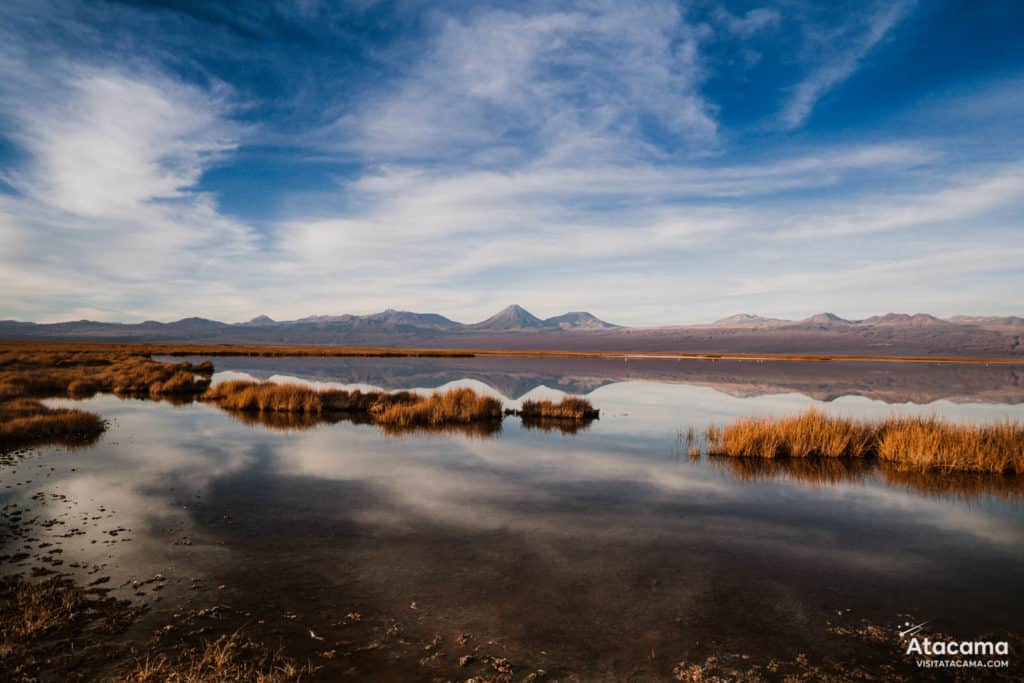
[704,410,1024,474]
[520,416,588,434]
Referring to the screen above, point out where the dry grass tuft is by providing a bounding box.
[0,350,212,401]
[203,381,333,414]
[372,387,502,428]
[706,411,875,459]
[1,575,138,678]
[705,410,1024,474]
[1,576,88,642]
[0,349,211,452]
[118,632,317,683]
[876,416,1024,474]
[510,396,599,421]
[203,381,502,432]
[0,399,105,451]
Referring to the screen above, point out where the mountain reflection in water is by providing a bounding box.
[161,354,1024,405]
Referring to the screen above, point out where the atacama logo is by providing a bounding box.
[905,638,1009,657]
[898,620,1010,670]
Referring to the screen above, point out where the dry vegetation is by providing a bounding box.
[0,349,212,451]
[0,349,213,401]
[512,397,599,421]
[372,387,502,428]
[511,396,601,434]
[203,380,389,415]
[203,380,503,432]
[704,410,1024,474]
[119,632,316,683]
[0,575,139,680]
[0,399,105,451]
[1,574,313,683]
[706,411,876,459]
[875,415,1023,473]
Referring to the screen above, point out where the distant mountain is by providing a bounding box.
[801,312,851,327]
[543,311,619,330]
[1,307,1021,358]
[363,309,460,330]
[470,306,617,330]
[470,304,547,330]
[862,313,950,326]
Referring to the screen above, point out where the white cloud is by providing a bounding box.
[5,67,237,218]
[714,7,781,38]
[274,142,932,284]
[774,166,1024,239]
[780,1,914,130]
[0,57,266,321]
[333,1,716,163]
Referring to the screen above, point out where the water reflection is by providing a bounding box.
[162,354,1024,405]
[4,360,1024,679]
[711,456,1024,501]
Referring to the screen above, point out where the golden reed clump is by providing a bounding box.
[371,387,502,428]
[0,350,212,401]
[704,410,1024,474]
[706,411,875,459]
[203,380,340,414]
[509,397,599,420]
[0,399,105,451]
[875,415,1023,474]
[202,381,502,430]
[0,349,212,451]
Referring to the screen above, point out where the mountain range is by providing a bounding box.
[1,305,1022,357]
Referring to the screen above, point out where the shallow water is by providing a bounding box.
[4,356,1024,680]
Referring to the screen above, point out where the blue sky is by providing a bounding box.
[0,0,1022,325]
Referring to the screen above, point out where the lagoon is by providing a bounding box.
[4,356,1024,680]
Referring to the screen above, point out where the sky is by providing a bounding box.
[0,0,1022,327]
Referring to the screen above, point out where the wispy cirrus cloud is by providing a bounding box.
[332,0,717,164]
[780,1,915,130]
[774,165,1024,239]
[4,67,238,218]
